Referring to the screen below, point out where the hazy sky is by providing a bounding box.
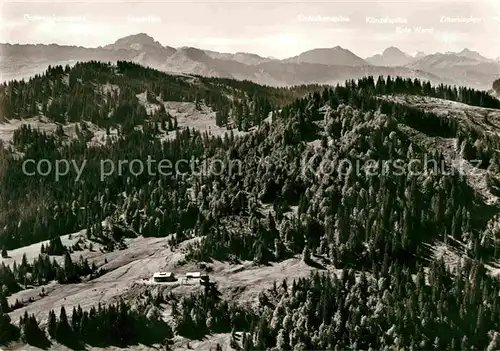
[1,0,499,59]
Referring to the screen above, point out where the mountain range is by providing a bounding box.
[2,38,500,350]
[1,32,499,89]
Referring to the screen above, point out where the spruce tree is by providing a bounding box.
[47,310,57,338]
[56,306,71,342]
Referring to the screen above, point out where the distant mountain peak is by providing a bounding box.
[105,33,170,52]
[383,46,406,55]
[130,32,154,40]
[285,46,368,66]
[366,47,412,67]
[458,48,475,54]
[456,48,488,61]
[114,33,156,45]
[383,47,411,59]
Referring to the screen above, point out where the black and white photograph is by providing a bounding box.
[1,0,500,350]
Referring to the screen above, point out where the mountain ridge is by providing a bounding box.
[1,33,499,89]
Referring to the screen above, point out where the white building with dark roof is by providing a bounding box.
[153,271,176,282]
[185,271,208,281]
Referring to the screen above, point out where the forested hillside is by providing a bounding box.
[1,62,500,350]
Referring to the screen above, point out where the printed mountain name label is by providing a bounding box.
[396,26,434,33]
